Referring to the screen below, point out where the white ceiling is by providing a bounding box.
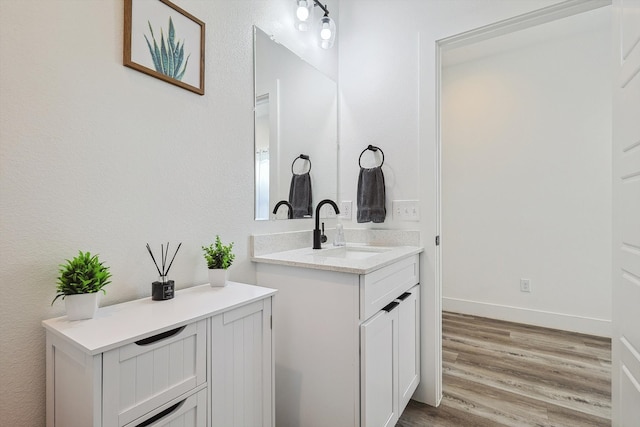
[442,5,611,68]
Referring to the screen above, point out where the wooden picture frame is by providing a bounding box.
[124,0,205,95]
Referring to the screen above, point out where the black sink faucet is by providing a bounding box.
[313,199,340,249]
[273,200,293,219]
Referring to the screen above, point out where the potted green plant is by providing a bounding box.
[202,235,235,287]
[52,251,112,320]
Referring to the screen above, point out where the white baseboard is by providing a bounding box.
[442,297,611,338]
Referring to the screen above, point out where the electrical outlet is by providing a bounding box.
[520,279,531,293]
[392,200,420,221]
[340,201,352,220]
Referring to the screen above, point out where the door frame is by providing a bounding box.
[431,0,611,402]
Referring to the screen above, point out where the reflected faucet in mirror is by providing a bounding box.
[273,200,293,219]
[313,199,340,249]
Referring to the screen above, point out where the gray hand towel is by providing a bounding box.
[289,172,312,218]
[357,166,386,223]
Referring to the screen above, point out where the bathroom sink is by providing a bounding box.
[252,237,423,274]
[317,246,392,260]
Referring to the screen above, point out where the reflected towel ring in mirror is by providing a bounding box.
[292,154,312,174]
[358,145,385,168]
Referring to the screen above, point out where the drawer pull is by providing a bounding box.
[134,399,185,427]
[135,326,186,346]
[397,292,412,301]
[382,301,399,312]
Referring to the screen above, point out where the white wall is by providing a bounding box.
[0,1,336,424]
[2,0,602,422]
[338,0,567,406]
[441,8,612,336]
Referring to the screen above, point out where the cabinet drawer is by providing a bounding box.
[103,320,207,426]
[360,255,419,321]
[124,387,207,427]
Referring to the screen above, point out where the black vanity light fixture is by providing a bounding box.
[294,0,336,49]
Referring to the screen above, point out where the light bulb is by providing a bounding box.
[317,15,335,49]
[296,3,309,21]
[320,23,332,40]
[294,0,311,31]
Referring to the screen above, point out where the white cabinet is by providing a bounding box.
[361,302,399,427]
[398,286,420,411]
[43,283,276,427]
[360,284,420,427]
[255,253,420,427]
[211,299,273,427]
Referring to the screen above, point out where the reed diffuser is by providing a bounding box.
[146,242,181,300]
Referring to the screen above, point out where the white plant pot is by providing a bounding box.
[208,268,228,287]
[65,292,100,320]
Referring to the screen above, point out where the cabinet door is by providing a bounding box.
[398,285,420,412]
[211,298,273,427]
[361,304,399,427]
[46,335,102,427]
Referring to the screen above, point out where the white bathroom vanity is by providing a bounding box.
[252,235,423,427]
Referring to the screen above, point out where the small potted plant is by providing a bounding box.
[202,235,235,287]
[52,251,112,320]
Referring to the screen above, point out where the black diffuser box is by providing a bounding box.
[152,280,175,301]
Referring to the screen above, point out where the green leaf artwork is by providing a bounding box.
[144,17,190,80]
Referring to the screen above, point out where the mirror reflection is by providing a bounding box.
[254,26,338,220]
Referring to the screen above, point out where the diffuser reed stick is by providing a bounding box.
[146,242,182,277]
[146,243,162,276]
[165,242,182,276]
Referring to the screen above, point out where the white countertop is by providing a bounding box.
[251,244,423,274]
[42,282,277,355]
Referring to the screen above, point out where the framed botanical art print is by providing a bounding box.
[124,0,205,95]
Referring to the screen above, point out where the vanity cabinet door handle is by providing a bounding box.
[134,399,185,427]
[396,292,411,301]
[382,301,400,312]
[135,326,186,346]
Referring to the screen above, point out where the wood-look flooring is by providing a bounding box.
[397,312,611,427]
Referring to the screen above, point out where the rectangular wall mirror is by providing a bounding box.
[254,26,338,220]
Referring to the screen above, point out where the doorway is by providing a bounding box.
[437,3,612,338]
